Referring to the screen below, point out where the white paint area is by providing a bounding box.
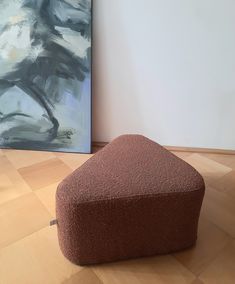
[55,27,90,58]
[0,86,45,119]
[0,86,50,135]
[92,0,235,150]
[0,25,31,71]
[0,2,44,77]
[51,1,89,24]
[0,0,26,29]
[65,0,89,9]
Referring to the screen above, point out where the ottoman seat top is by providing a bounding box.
[57,135,204,204]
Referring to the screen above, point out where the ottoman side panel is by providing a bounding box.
[56,188,204,265]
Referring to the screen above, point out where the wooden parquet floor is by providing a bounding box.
[0,148,235,284]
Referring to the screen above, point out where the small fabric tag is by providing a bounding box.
[50,219,58,226]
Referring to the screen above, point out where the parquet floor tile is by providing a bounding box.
[0,155,32,205]
[201,186,235,237]
[0,226,81,284]
[5,149,56,169]
[18,158,72,190]
[0,193,51,249]
[56,152,93,170]
[63,268,103,284]
[92,255,196,284]
[174,216,230,275]
[35,182,59,217]
[198,240,235,284]
[184,153,232,181]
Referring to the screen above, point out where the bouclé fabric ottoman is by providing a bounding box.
[56,135,205,265]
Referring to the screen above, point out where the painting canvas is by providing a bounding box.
[0,0,92,153]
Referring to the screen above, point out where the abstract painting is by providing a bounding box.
[0,0,92,153]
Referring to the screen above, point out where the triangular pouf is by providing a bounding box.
[56,135,205,265]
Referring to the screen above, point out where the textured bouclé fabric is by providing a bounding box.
[56,135,205,265]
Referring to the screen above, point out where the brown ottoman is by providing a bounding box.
[56,135,205,265]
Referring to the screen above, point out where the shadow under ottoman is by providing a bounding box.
[56,135,205,265]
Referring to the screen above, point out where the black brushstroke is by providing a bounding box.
[0,112,31,122]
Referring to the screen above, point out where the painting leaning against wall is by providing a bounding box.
[0,0,92,153]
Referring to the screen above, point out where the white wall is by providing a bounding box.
[92,0,235,150]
